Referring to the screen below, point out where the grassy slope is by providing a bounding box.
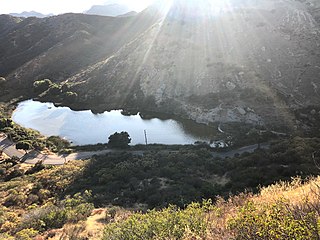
[2,160,318,239]
[100,177,320,240]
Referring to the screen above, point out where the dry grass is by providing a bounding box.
[44,208,133,240]
[257,177,320,205]
[99,177,320,240]
[31,177,320,240]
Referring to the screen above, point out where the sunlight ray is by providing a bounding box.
[118,0,174,106]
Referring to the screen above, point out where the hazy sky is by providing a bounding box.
[0,0,154,14]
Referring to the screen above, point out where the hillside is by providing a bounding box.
[0,11,160,97]
[67,0,320,128]
[0,0,319,130]
[100,176,320,240]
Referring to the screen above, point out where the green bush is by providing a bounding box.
[16,140,32,152]
[20,193,94,232]
[33,79,52,94]
[0,118,12,129]
[108,132,131,149]
[4,189,27,207]
[0,117,71,153]
[48,83,61,95]
[15,228,39,240]
[47,136,70,152]
[64,91,78,103]
[103,200,211,240]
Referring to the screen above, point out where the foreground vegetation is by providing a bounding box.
[68,137,320,208]
[103,177,320,240]
[1,151,319,239]
[0,159,92,239]
[0,135,319,239]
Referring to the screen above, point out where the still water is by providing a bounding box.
[12,100,216,145]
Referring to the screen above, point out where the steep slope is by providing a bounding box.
[0,15,23,37]
[0,11,161,93]
[67,0,320,127]
[1,0,319,129]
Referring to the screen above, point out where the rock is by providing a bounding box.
[311,109,316,115]
[237,107,246,115]
[246,107,255,113]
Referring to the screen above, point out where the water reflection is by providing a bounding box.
[12,100,216,146]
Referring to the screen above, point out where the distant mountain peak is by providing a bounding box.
[9,11,53,18]
[84,3,131,17]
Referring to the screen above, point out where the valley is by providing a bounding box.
[0,0,319,134]
[0,0,320,239]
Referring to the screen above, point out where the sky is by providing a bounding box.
[0,0,154,15]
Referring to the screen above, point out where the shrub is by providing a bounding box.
[64,91,78,103]
[0,233,14,239]
[25,161,45,175]
[15,228,39,240]
[228,200,320,240]
[103,200,211,240]
[20,193,94,232]
[48,84,61,95]
[0,118,12,129]
[4,168,24,182]
[4,189,27,207]
[33,79,52,94]
[47,136,70,152]
[108,132,131,149]
[16,140,32,153]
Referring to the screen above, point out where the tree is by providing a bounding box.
[47,136,70,151]
[48,83,61,95]
[3,127,15,142]
[0,118,13,130]
[64,91,78,103]
[33,79,53,94]
[16,141,32,153]
[108,132,131,149]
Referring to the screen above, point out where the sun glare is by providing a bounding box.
[154,0,235,18]
[0,0,155,15]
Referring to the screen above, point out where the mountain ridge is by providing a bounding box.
[9,11,53,18]
[65,0,320,127]
[84,3,132,17]
[0,0,319,130]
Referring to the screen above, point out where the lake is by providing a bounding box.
[12,100,217,146]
